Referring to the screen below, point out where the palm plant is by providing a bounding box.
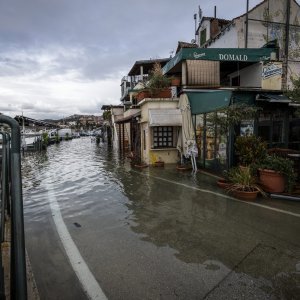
[226,167,266,196]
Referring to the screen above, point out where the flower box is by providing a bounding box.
[136,88,172,102]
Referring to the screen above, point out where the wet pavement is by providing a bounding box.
[22,138,300,300]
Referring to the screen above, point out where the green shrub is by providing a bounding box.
[235,135,267,166]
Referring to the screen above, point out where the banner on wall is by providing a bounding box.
[240,120,254,136]
[261,62,282,90]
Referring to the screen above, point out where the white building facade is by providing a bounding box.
[197,0,300,89]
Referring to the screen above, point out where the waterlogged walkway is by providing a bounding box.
[22,138,300,300]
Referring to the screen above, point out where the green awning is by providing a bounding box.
[256,93,291,103]
[232,92,256,105]
[163,47,278,74]
[185,90,232,114]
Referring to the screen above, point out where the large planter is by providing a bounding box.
[136,90,151,101]
[136,89,171,102]
[233,190,259,201]
[259,169,285,193]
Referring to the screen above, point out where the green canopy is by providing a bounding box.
[185,90,232,114]
[163,47,278,74]
[231,92,256,105]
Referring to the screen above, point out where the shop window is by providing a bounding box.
[257,110,285,147]
[152,126,173,148]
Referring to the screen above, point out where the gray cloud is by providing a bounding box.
[0,0,266,119]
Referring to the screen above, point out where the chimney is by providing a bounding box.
[211,6,219,39]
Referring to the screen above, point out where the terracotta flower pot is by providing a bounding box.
[154,161,164,167]
[259,169,285,193]
[176,164,192,171]
[151,88,172,98]
[136,91,151,101]
[217,179,230,189]
[133,163,148,168]
[233,190,259,201]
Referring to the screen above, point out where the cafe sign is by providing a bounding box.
[163,47,278,74]
[262,62,282,79]
[218,54,248,61]
[261,62,282,90]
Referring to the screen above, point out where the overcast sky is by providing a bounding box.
[0,0,263,120]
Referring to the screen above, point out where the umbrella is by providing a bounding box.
[177,94,198,171]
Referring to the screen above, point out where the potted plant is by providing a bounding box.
[206,104,261,170]
[136,62,171,101]
[226,167,266,201]
[255,155,296,193]
[176,156,193,171]
[131,156,148,168]
[217,174,231,189]
[154,157,164,167]
[235,135,267,167]
[206,104,260,136]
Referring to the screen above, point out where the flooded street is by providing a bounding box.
[22,138,300,300]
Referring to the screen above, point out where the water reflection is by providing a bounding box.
[121,168,299,287]
[22,138,299,298]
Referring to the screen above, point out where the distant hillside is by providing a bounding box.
[43,114,101,123]
[43,114,103,127]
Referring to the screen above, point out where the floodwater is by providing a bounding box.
[22,138,300,300]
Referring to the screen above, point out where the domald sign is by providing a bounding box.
[218,54,248,61]
[163,47,278,74]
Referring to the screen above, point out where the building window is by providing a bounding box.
[200,28,207,46]
[153,126,173,148]
[143,130,146,150]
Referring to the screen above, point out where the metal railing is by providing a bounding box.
[0,115,27,299]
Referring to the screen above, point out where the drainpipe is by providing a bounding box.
[182,61,187,86]
[0,115,27,300]
[283,0,291,90]
[245,0,249,48]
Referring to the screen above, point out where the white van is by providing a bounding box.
[58,128,72,140]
